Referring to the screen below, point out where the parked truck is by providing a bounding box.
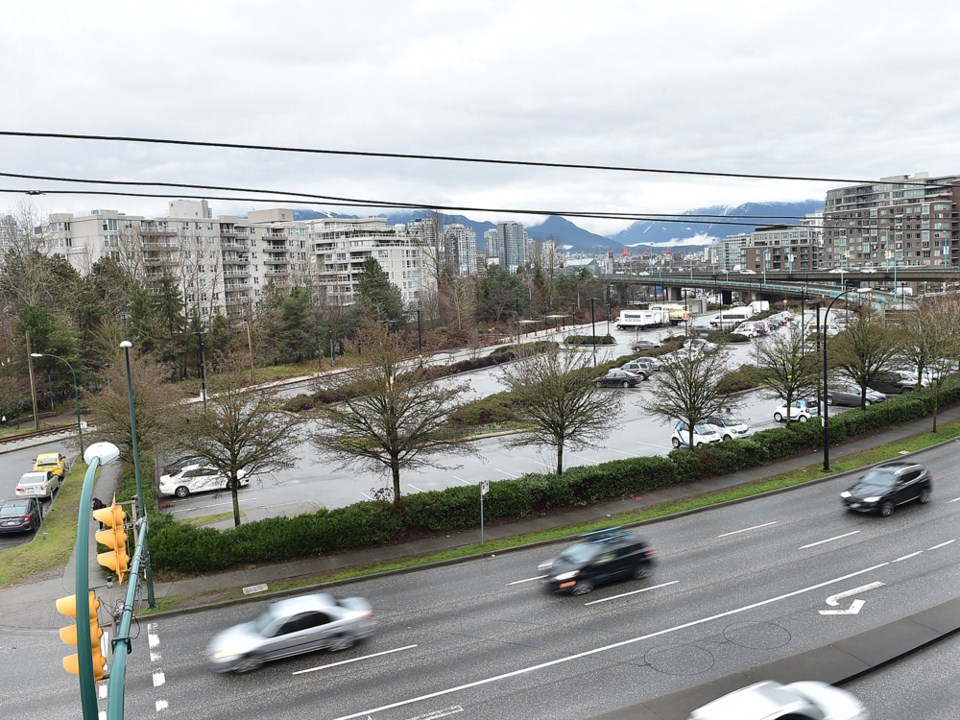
[649,303,689,326]
[616,309,670,330]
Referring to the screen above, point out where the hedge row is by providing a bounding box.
[151,378,960,576]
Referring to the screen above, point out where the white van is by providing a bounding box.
[159,464,250,498]
[710,308,752,329]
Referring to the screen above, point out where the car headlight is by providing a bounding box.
[863,496,882,503]
[554,570,580,581]
[537,561,553,572]
[840,491,851,498]
[209,650,241,661]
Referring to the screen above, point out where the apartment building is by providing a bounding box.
[441,223,478,276]
[43,202,434,318]
[495,221,527,272]
[822,172,960,268]
[741,224,821,272]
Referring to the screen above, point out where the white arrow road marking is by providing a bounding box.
[819,581,884,615]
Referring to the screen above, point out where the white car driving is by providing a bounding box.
[159,464,249,498]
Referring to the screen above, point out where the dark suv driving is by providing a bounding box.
[840,462,932,517]
[538,527,656,595]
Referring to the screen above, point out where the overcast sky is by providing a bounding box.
[3,1,960,236]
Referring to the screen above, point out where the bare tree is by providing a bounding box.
[497,348,619,474]
[310,322,475,505]
[175,372,305,526]
[831,310,902,406]
[753,327,819,425]
[642,349,740,449]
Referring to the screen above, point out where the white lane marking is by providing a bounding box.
[570,453,595,463]
[717,521,778,538]
[169,498,259,514]
[407,484,424,492]
[609,448,644,458]
[893,551,923,562]
[406,706,464,720]
[293,644,418,676]
[533,460,551,470]
[584,580,679,606]
[99,712,106,720]
[150,651,162,662]
[507,575,547,586]
[152,671,166,687]
[799,530,860,549]
[495,468,520,478]
[331,563,890,720]
[99,682,108,699]
[148,631,160,649]
[451,475,471,485]
[820,599,865,615]
[155,700,169,712]
[824,581,885,607]
[928,539,956,550]
[948,497,960,503]
[359,491,375,501]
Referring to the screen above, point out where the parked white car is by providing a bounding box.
[15,470,61,499]
[773,399,818,423]
[671,420,722,448]
[159,464,249,498]
[704,414,751,440]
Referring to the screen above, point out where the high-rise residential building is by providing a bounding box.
[742,224,821,272]
[485,228,503,268]
[496,221,527,272]
[441,223,477,275]
[822,172,960,269]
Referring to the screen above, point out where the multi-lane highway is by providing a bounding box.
[20,438,949,720]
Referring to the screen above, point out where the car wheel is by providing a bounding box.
[880,501,894,517]
[864,399,872,407]
[671,437,681,448]
[774,412,784,422]
[633,565,652,580]
[233,654,263,673]
[827,396,835,406]
[174,486,190,499]
[723,434,732,441]
[571,581,594,596]
[919,487,931,504]
[798,415,808,423]
[329,635,356,652]
[622,381,630,388]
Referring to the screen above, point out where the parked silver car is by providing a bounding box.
[206,593,375,673]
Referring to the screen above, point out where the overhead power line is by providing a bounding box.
[0,130,949,188]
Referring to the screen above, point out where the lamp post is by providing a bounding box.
[821,288,854,472]
[119,341,157,608]
[73,440,121,719]
[193,331,208,410]
[31,353,84,455]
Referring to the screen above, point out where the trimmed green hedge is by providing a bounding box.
[150,377,960,576]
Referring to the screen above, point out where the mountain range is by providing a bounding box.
[292,200,824,255]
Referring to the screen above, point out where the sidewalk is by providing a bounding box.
[3,402,958,630]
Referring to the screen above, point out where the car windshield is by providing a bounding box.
[252,608,279,635]
[860,469,898,487]
[557,542,600,565]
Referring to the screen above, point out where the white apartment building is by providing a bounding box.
[42,201,434,319]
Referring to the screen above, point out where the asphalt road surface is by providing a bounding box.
[0,439,72,549]
[41,438,955,720]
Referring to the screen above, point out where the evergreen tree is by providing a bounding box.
[355,257,403,325]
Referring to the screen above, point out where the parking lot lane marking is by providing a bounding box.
[293,644,418,676]
[330,562,890,720]
[948,497,960,503]
[928,539,956,551]
[584,581,679,606]
[495,468,520,478]
[169,498,257,514]
[507,575,548,586]
[798,530,860,549]
[152,671,166,687]
[451,475,471,485]
[360,491,375,500]
[407,484,424,492]
[156,700,169,712]
[609,448,643,458]
[893,551,922,562]
[717,521,779,538]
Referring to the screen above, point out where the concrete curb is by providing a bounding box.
[589,597,960,720]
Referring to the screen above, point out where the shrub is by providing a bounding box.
[563,334,616,346]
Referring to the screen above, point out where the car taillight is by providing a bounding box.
[644,550,656,556]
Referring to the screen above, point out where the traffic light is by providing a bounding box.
[56,591,106,680]
[93,499,129,583]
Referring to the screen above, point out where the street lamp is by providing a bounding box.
[73,440,121,719]
[31,352,84,454]
[821,288,854,472]
[119,341,157,608]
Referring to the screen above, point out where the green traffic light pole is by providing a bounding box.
[31,352,84,455]
[73,442,121,720]
[106,517,149,720]
[120,341,156,609]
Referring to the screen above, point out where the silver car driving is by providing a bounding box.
[206,593,375,673]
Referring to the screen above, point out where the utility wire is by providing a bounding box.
[0,130,951,188]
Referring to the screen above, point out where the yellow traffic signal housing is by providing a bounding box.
[93,500,129,583]
[56,592,107,680]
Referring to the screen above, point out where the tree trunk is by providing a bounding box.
[231,478,242,526]
[932,393,939,433]
[556,443,564,476]
[391,457,402,505]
